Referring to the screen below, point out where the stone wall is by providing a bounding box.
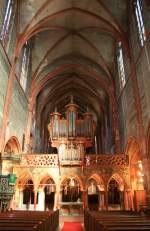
[0,44,9,127]
[117,4,150,151]
[7,79,28,146]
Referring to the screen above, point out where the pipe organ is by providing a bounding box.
[48,97,96,161]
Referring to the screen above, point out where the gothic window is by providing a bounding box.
[135,0,146,46]
[0,0,15,46]
[117,42,126,90]
[20,42,30,92]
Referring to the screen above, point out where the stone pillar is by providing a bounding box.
[38,188,45,211]
[54,190,59,211]
[83,190,87,209]
[59,191,62,210]
[25,102,34,153]
[128,191,134,211]
[142,158,150,190]
[101,191,105,211]
[34,190,37,210]
[98,191,101,211]
[105,191,108,210]
[120,191,124,210]
[124,190,129,210]
[19,188,24,209]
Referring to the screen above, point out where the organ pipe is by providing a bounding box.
[48,97,96,151]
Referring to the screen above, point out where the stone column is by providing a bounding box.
[83,190,87,209]
[38,188,45,211]
[120,191,124,210]
[128,191,134,211]
[124,190,129,210]
[105,191,108,210]
[25,101,34,153]
[142,158,150,190]
[98,191,101,211]
[34,190,38,210]
[59,191,62,210]
[54,190,59,211]
[101,191,105,211]
[19,188,24,209]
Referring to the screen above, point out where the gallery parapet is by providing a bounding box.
[19,153,129,168]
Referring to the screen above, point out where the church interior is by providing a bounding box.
[0,0,150,230]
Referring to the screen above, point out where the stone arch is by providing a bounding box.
[107,173,124,210]
[60,174,83,202]
[86,174,105,191]
[15,171,35,210]
[60,174,83,191]
[107,173,125,191]
[38,173,56,190]
[16,170,34,189]
[4,136,21,155]
[38,174,56,211]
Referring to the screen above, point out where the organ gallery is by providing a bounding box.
[48,96,96,163]
[0,1,150,230]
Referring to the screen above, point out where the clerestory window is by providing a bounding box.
[20,42,30,92]
[0,0,15,47]
[117,42,126,90]
[135,0,146,47]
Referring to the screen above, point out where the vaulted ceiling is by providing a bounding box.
[16,0,130,147]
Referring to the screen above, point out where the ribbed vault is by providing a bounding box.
[15,0,130,153]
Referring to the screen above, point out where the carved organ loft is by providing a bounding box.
[48,96,96,163]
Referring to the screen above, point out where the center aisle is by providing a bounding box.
[61,222,84,231]
[59,215,84,231]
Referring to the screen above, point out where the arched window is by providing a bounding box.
[117,41,126,90]
[134,0,146,46]
[20,42,31,92]
[0,0,15,47]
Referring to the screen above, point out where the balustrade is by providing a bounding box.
[20,153,128,168]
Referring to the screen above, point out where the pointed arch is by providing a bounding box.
[38,173,56,190]
[108,173,124,191]
[87,174,105,191]
[16,170,34,189]
[60,174,83,191]
[4,136,21,155]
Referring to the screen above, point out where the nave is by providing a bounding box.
[0,0,150,230]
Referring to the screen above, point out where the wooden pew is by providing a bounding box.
[84,210,150,231]
[0,210,59,231]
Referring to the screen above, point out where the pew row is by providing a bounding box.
[84,210,150,231]
[0,210,59,231]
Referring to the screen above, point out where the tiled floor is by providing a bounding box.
[58,215,84,230]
